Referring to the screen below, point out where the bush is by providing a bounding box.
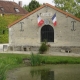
[39,41,48,54]
[0,15,22,43]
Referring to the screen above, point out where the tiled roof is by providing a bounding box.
[8,3,80,28]
[0,1,28,15]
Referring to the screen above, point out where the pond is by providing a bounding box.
[6,64,80,80]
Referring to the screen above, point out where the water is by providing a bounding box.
[6,64,80,80]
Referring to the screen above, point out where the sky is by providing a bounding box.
[9,0,55,6]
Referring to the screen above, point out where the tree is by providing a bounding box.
[23,0,40,12]
[28,0,40,12]
[23,5,29,11]
[53,0,80,18]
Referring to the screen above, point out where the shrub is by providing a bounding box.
[39,41,48,54]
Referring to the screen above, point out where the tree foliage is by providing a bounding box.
[23,5,29,11]
[54,0,80,18]
[23,0,40,12]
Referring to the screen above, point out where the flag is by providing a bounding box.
[37,15,44,27]
[52,13,57,26]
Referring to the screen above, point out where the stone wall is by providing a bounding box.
[8,45,80,54]
[9,6,80,52]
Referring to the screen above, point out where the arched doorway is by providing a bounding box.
[41,25,54,42]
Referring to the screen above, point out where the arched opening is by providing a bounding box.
[41,25,54,42]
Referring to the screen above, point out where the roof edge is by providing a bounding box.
[8,4,45,28]
[46,3,80,22]
[8,3,80,28]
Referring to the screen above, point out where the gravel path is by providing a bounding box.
[0,51,80,57]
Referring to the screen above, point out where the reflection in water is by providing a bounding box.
[6,64,80,80]
[30,69,54,80]
[41,70,54,80]
[30,69,41,77]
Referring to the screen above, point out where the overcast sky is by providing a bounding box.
[9,0,55,6]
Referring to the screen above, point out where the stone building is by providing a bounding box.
[8,3,80,53]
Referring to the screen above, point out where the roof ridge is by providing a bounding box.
[0,1,13,2]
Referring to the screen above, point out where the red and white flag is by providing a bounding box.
[52,13,57,26]
[37,15,44,27]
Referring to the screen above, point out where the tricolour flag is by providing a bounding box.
[52,13,57,26]
[37,15,44,27]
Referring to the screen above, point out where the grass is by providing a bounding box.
[30,53,42,66]
[0,53,29,80]
[0,53,80,80]
[41,55,80,64]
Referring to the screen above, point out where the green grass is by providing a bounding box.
[0,53,80,80]
[41,55,80,64]
[0,53,29,80]
[30,53,42,66]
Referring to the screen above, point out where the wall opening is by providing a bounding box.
[41,25,54,42]
[23,47,27,51]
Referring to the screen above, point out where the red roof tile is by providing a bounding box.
[0,1,28,15]
[8,3,80,28]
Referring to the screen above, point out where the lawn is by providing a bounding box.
[0,53,29,80]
